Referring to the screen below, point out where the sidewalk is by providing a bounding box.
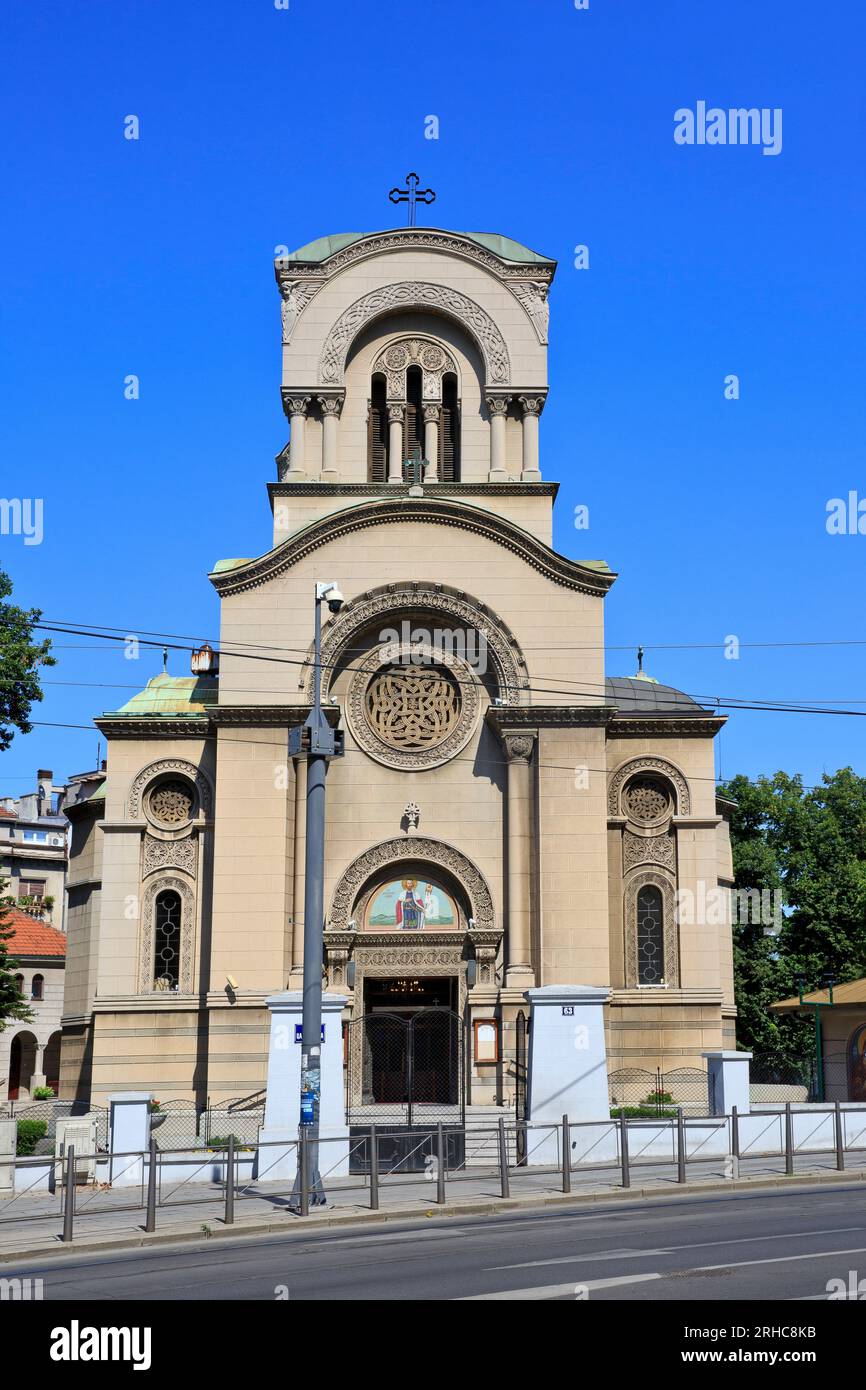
[2,1151,864,1264]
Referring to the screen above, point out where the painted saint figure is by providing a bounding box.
[395,879,426,931]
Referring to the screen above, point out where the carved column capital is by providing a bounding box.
[502,731,536,763]
[423,403,441,424]
[518,394,546,418]
[317,394,344,418]
[281,391,312,420]
[388,403,406,424]
[486,394,511,417]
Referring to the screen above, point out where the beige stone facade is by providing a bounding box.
[60,226,735,1108]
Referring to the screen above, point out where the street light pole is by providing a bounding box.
[290,581,344,1208]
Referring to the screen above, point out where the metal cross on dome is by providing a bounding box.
[389,172,436,227]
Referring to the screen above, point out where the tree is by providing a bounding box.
[719,768,866,1065]
[0,883,34,1030]
[0,567,54,751]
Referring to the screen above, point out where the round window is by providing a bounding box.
[146,778,195,829]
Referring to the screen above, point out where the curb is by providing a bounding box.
[1,1166,864,1265]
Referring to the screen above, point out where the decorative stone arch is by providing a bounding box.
[328,836,495,933]
[623,869,680,989]
[127,758,214,822]
[300,582,529,705]
[607,755,691,819]
[369,334,461,403]
[139,873,196,995]
[319,281,511,387]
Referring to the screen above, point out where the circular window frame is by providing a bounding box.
[144,776,197,834]
[622,774,674,830]
[345,642,480,771]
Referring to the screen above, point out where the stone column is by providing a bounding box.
[518,396,545,481]
[487,395,509,480]
[284,396,311,479]
[318,395,343,480]
[290,757,307,980]
[388,404,405,483]
[504,732,536,986]
[423,404,440,482]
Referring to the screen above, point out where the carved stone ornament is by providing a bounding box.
[623,775,673,828]
[282,394,312,419]
[317,394,344,417]
[319,282,510,386]
[510,281,550,344]
[346,643,479,771]
[329,836,495,933]
[280,282,323,344]
[146,780,195,829]
[503,733,535,763]
[518,395,546,418]
[622,830,676,873]
[139,875,196,994]
[608,756,690,818]
[127,759,213,821]
[143,833,198,879]
[485,395,511,417]
[623,870,679,989]
[300,583,529,705]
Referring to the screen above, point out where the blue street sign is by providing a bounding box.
[295,1024,326,1044]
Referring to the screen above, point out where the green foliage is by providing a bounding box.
[0,568,54,751]
[718,767,866,1066]
[16,1119,48,1156]
[205,1134,251,1151]
[0,882,35,1030]
[32,1085,55,1099]
[611,1107,677,1119]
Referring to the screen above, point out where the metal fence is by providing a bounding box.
[5,1101,865,1244]
[3,1099,109,1151]
[608,1066,712,1115]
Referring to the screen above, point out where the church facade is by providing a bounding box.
[60,225,736,1109]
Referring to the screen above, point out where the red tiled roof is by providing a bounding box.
[2,906,66,957]
[0,807,17,818]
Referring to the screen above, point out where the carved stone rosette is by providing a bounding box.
[345,643,480,771]
[622,830,676,874]
[142,833,198,879]
[127,758,213,821]
[608,756,691,818]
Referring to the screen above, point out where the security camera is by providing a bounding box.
[317,580,345,614]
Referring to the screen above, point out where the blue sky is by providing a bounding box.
[1,0,864,793]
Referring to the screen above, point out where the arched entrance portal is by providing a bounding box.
[7,1031,38,1101]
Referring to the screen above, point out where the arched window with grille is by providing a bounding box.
[636,885,665,985]
[440,372,460,481]
[31,974,44,1001]
[153,890,182,991]
[403,365,424,464]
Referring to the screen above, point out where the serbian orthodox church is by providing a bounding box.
[60,221,735,1113]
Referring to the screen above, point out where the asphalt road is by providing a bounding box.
[10,1182,866,1302]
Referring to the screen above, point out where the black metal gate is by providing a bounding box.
[345,1008,465,1171]
[514,1009,528,1165]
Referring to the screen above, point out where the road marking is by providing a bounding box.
[694,1245,866,1273]
[487,1227,866,1270]
[459,1272,663,1300]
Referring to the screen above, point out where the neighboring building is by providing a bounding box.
[0,770,69,929]
[771,979,866,1101]
[1,907,66,1099]
[61,222,735,1109]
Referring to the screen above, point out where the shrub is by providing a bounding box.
[16,1119,48,1156]
[611,1106,677,1119]
[32,1085,55,1099]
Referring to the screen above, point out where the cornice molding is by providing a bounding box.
[267,481,560,499]
[210,497,617,598]
[95,717,213,740]
[609,714,726,738]
[487,705,615,732]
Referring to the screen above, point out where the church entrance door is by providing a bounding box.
[345,982,465,1169]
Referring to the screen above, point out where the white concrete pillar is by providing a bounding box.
[704,1050,752,1116]
[259,992,350,1178]
[285,396,311,479]
[518,396,545,481]
[388,404,405,483]
[525,984,615,1164]
[504,732,535,986]
[0,1120,15,1194]
[423,405,440,482]
[109,1091,153,1186]
[487,396,509,480]
[318,395,342,480]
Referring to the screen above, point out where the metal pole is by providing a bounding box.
[561,1114,571,1193]
[498,1117,510,1199]
[299,1130,310,1217]
[835,1099,845,1172]
[676,1106,686,1183]
[619,1112,630,1189]
[436,1124,446,1204]
[785,1101,794,1175]
[61,1145,75,1243]
[731,1104,740,1160]
[815,1006,825,1102]
[145,1136,157,1233]
[224,1135,235,1225]
[369,1125,379,1210]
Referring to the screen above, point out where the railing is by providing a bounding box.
[3,1101,865,1245]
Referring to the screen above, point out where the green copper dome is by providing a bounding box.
[283,228,555,267]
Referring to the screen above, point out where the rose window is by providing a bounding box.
[624,775,672,825]
[148,779,194,828]
[364,666,461,751]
